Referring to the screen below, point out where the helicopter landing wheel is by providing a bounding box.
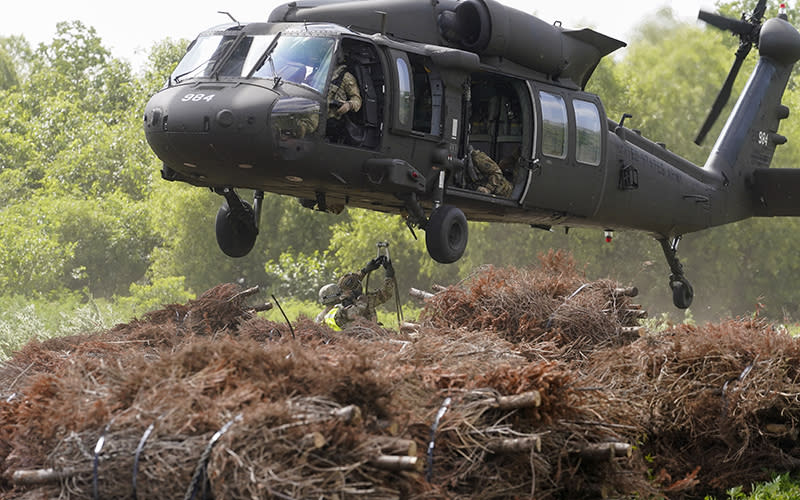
[425,205,468,264]
[215,199,258,258]
[670,276,694,310]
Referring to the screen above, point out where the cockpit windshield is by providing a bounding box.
[250,36,335,92]
[171,33,237,82]
[171,30,336,94]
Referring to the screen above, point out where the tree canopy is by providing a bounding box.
[1,4,799,322]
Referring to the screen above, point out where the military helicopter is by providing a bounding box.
[143,0,800,309]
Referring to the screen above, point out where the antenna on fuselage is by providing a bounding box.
[218,11,241,27]
[377,11,388,35]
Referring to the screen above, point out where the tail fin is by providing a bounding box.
[704,18,800,187]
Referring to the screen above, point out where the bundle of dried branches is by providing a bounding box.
[419,253,641,357]
[586,317,800,494]
[209,397,419,499]
[416,360,651,499]
[3,259,800,499]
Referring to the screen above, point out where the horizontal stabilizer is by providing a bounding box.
[752,168,800,216]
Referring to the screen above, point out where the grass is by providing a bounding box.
[0,294,130,360]
[0,289,423,361]
[784,324,800,337]
[704,473,800,499]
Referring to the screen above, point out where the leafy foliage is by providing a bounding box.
[265,250,338,302]
[712,473,800,500]
[115,276,196,317]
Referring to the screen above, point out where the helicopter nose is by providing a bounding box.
[143,84,281,184]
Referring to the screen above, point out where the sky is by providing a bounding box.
[1,0,716,70]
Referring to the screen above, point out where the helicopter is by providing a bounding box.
[143,0,800,309]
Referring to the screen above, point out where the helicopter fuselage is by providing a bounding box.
[143,0,800,308]
[145,20,714,232]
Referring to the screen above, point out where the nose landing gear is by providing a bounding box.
[215,188,263,258]
[659,236,694,309]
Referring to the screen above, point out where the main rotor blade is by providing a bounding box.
[694,51,748,145]
[698,10,752,35]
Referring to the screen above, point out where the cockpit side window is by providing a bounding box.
[540,91,568,159]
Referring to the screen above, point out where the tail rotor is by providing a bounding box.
[694,0,768,145]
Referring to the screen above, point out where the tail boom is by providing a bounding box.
[704,17,800,222]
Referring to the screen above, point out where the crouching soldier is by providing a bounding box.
[316,256,395,330]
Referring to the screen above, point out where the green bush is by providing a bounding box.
[115,276,195,318]
[0,293,126,360]
[704,474,800,500]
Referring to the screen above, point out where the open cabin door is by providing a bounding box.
[458,72,535,205]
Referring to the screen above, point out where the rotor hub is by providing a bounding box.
[759,17,800,66]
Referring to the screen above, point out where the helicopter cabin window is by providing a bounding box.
[540,91,568,159]
[574,100,602,166]
[409,55,442,135]
[396,58,412,127]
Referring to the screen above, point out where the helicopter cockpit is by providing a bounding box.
[171,24,335,91]
[164,23,383,156]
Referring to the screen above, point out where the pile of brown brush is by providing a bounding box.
[1,252,799,499]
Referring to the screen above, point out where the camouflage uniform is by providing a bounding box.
[333,275,395,325]
[327,65,362,120]
[499,146,523,185]
[293,113,320,138]
[275,112,319,139]
[322,268,395,330]
[471,149,513,197]
[273,64,360,139]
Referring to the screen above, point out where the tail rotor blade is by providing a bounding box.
[693,0,765,145]
[752,0,768,22]
[698,10,752,35]
[694,51,748,145]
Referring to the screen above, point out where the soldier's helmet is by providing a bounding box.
[337,272,362,294]
[318,283,342,305]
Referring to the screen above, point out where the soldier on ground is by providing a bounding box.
[316,255,395,330]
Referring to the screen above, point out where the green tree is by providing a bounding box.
[0,35,32,81]
[142,38,188,93]
[41,21,109,86]
[0,201,75,294]
[601,9,740,163]
[0,48,17,89]
[0,21,161,299]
